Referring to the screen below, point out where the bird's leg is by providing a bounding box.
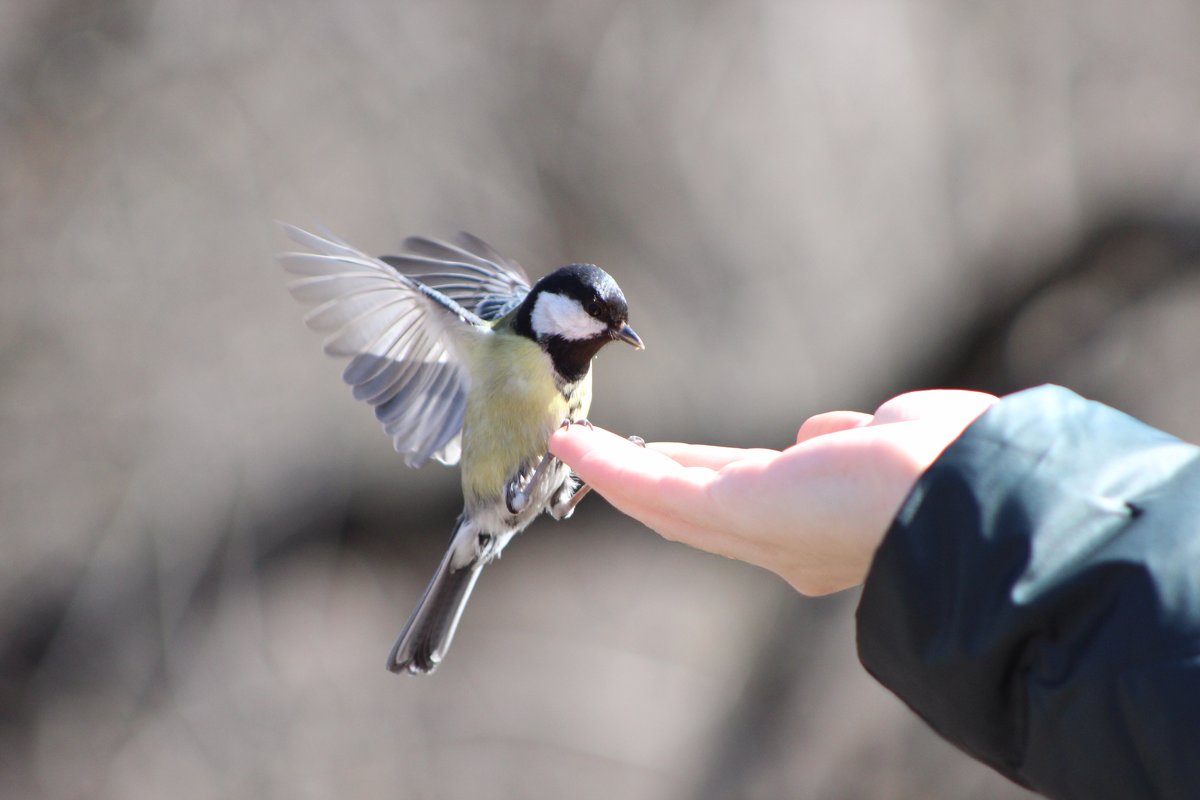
[547,475,584,521]
[550,434,645,520]
[506,451,558,515]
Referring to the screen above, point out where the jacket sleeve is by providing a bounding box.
[856,385,1200,800]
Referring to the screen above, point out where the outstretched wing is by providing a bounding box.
[380,232,532,322]
[279,224,490,467]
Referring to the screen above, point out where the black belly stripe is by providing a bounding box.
[566,391,586,419]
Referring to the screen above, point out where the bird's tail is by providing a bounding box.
[388,519,485,675]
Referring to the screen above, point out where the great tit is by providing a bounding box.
[280,225,643,674]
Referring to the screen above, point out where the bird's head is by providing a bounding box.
[515,264,643,382]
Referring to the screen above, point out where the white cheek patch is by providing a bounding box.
[530,291,607,341]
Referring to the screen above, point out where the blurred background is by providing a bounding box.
[3,1,1200,798]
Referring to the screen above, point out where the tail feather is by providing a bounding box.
[388,539,484,674]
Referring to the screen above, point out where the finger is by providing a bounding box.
[549,425,718,524]
[551,427,789,565]
[550,424,662,471]
[870,389,998,425]
[648,442,778,470]
[796,410,873,443]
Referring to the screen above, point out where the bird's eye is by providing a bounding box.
[585,300,603,318]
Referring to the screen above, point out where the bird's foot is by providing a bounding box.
[506,451,557,515]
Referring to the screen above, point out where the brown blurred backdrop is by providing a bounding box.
[3,1,1200,798]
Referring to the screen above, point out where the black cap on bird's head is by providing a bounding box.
[515,263,643,382]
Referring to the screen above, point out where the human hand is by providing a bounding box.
[549,390,998,595]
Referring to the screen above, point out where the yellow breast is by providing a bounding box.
[460,334,592,506]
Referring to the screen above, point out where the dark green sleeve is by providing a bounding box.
[856,385,1200,800]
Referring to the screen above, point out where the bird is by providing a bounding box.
[279,224,643,674]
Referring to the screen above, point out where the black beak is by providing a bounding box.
[614,322,644,350]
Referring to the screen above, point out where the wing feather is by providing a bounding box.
[279,224,492,467]
[380,232,532,322]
